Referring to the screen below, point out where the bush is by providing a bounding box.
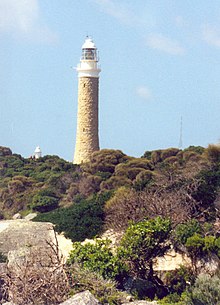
[100,176,131,191]
[82,149,128,175]
[104,187,148,232]
[31,195,59,212]
[2,241,71,305]
[118,217,171,279]
[30,189,59,212]
[189,273,220,305]
[194,167,220,208]
[184,146,205,155]
[133,170,154,191]
[34,192,112,242]
[68,239,127,282]
[205,144,220,164]
[164,266,194,295]
[175,220,201,245]
[69,264,128,305]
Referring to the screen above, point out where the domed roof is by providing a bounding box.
[34,146,41,153]
[82,37,97,49]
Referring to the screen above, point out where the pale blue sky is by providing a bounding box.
[1,0,220,160]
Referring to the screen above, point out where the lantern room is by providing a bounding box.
[77,37,101,78]
[81,37,98,61]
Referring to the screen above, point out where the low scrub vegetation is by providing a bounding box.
[0,144,220,304]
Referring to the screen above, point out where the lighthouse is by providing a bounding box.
[73,37,101,164]
[34,146,42,159]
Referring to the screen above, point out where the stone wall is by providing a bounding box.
[74,77,99,164]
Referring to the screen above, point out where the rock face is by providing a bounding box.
[154,248,191,271]
[0,220,73,262]
[59,290,99,305]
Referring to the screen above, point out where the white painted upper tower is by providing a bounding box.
[34,146,42,159]
[76,37,101,78]
[74,37,101,164]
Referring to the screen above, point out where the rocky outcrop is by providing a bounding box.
[0,219,73,263]
[59,290,99,305]
[154,248,191,271]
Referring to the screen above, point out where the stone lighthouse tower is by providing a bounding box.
[73,37,101,164]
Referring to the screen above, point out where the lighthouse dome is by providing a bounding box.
[34,146,41,153]
[82,37,97,49]
[34,146,42,159]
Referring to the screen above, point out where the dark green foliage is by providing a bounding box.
[175,220,201,245]
[184,146,205,155]
[30,189,59,212]
[31,195,59,212]
[164,266,194,295]
[68,239,127,281]
[0,252,7,263]
[185,234,205,267]
[34,192,112,242]
[118,217,171,279]
[0,150,79,217]
[141,150,152,160]
[0,155,25,177]
[193,167,220,208]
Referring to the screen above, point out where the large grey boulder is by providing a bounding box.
[0,219,73,265]
[0,220,54,255]
[59,290,100,305]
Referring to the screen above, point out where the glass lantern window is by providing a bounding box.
[82,49,97,60]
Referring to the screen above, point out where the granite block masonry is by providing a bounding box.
[74,37,101,164]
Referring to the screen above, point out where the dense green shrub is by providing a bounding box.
[30,188,59,212]
[118,217,171,279]
[175,220,201,245]
[185,234,205,269]
[141,150,152,160]
[164,266,194,295]
[193,167,220,208]
[82,149,128,175]
[31,195,59,212]
[68,239,127,281]
[183,146,205,155]
[34,192,112,242]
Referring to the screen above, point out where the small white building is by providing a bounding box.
[34,146,42,159]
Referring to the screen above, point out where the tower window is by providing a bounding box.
[82,49,97,60]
